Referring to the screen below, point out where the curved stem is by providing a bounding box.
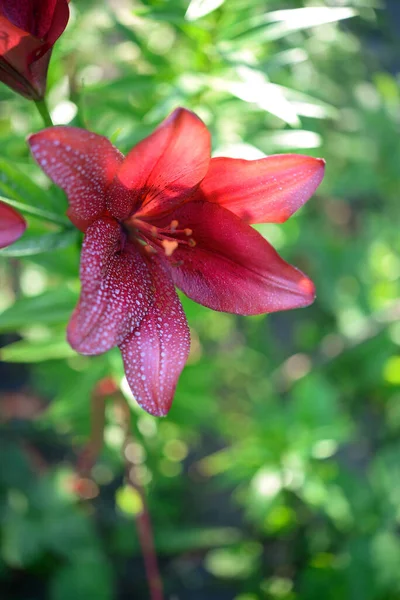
[77,392,106,476]
[115,397,164,600]
[75,380,164,600]
[34,98,53,127]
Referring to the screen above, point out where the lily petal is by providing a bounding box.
[200,155,325,224]
[160,201,315,314]
[0,15,47,98]
[67,218,153,354]
[108,108,211,221]
[0,201,26,248]
[0,1,69,99]
[0,0,69,43]
[28,127,123,230]
[120,257,190,417]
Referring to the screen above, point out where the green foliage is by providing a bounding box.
[0,0,399,599]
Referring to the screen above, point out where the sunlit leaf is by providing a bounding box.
[223,7,358,41]
[185,0,225,21]
[254,129,322,151]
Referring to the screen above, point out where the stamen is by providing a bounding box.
[170,219,179,232]
[184,228,193,236]
[150,226,158,237]
[161,239,179,257]
[144,244,157,254]
[188,238,196,247]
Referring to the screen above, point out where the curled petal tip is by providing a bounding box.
[298,276,316,306]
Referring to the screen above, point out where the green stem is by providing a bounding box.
[34,98,53,127]
[0,195,70,227]
[117,397,165,600]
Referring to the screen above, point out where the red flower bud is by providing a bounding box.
[0,201,26,248]
[0,0,69,100]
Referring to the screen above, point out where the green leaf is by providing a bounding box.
[0,195,69,226]
[222,7,357,42]
[0,156,55,211]
[0,336,77,363]
[1,515,45,568]
[50,559,113,600]
[185,0,225,21]
[0,289,78,332]
[254,129,322,151]
[0,229,78,257]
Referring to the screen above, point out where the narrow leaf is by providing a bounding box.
[0,157,59,212]
[0,338,76,363]
[223,7,357,42]
[0,229,78,257]
[0,195,69,226]
[185,0,225,21]
[0,289,78,332]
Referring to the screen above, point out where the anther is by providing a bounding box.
[170,219,179,232]
[144,244,157,254]
[184,228,193,236]
[150,226,158,237]
[188,238,196,247]
[161,239,179,257]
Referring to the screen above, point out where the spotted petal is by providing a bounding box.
[28,128,123,231]
[67,218,153,355]
[108,108,211,221]
[160,201,315,315]
[0,201,26,248]
[120,257,190,417]
[200,155,325,224]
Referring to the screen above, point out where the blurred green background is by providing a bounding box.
[0,0,400,598]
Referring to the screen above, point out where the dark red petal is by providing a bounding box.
[28,128,124,231]
[162,201,315,315]
[0,15,47,98]
[200,155,325,224]
[0,0,34,33]
[67,218,153,354]
[108,108,211,221]
[0,0,68,39]
[0,201,26,248]
[120,257,190,417]
[37,0,69,44]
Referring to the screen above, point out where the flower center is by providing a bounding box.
[123,216,196,259]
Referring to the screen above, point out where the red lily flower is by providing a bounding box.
[0,201,26,248]
[0,0,69,100]
[28,108,325,416]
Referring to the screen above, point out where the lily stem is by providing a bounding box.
[34,98,53,127]
[77,391,106,476]
[115,396,164,600]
